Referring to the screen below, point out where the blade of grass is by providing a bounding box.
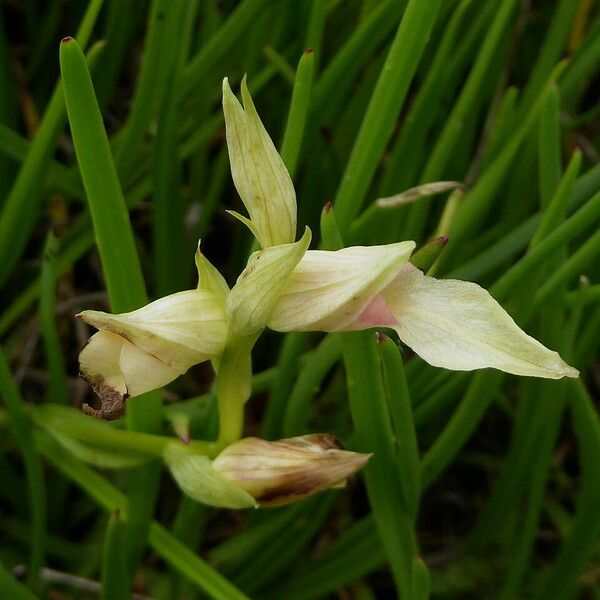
[420,371,504,490]
[342,330,416,597]
[60,36,163,574]
[36,432,250,600]
[404,0,519,240]
[333,0,443,233]
[101,511,129,600]
[378,335,420,519]
[0,348,46,588]
[113,0,187,178]
[0,123,82,198]
[60,38,147,312]
[271,515,385,600]
[490,188,600,300]
[534,380,600,600]
[235,496,333,594]
[0,0,104,286]
[280,49,315,177]
[177,0,268,97]
[39,232,68,405]
[281,333,341,437]
[153,0,197,296]
[0,559,37,600]
[520,0,579,110]
[537,85,562,207]
[559,14,600,98]
[0,8,17,203]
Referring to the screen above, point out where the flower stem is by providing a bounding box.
[215,334,259,449]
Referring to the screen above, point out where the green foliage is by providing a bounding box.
[1,1,600,598]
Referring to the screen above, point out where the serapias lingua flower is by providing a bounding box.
[77,289,228,419]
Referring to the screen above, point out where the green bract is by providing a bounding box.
[222,76,297,248]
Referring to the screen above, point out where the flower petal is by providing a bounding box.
[118,338,180,396]
[78,289,228,372]
[79,330,179,418]
[383,265,579,379]
[222,76,296,247]
[268,241,415,332]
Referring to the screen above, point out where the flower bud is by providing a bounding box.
[78,290,229,417]
[212,434,371,507]
[222,76,296,248]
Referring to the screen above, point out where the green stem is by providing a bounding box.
[215,334,259,448]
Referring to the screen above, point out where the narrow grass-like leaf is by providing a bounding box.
[261,332,311,440]
[114,0,187,178]
[0,9,17,203]
[271,516,385,600]
[177,0,269,97]
[404,0,519,239]
[0,349,46,588]
[534,381,600,600]
[378,335,420,518]
[537,84,562,207]
[280,49,315,177]
[420,371,504,490]
[520,0,579,109]
[0,1,103,285]
[153,0,197,296]
[37,433,250,600]
[491,189,600,300]
[531,150,581,248]
[559,15,600,98]
[101,511,129,600]
[311,1,401,124]
[333,0,443,232]
[281,333,341,437]
[378,0,476,198]
[0,123,82,198]
[411,557,431,600]
[39,232,68,405]
[234,496,333,594]
[0,560,37,600]
[342,331,415,597]
[60,38,147,312]
[60,35,163,573]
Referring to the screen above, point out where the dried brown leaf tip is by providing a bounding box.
[213,434,372,507]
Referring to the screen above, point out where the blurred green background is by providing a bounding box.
[1,0,600,598]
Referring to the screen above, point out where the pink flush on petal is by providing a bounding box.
[353,294,398,329]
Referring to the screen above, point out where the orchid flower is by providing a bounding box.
[76,77,577,509]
